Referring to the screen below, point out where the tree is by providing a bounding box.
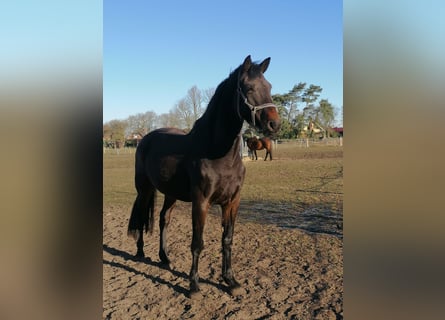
[276,119,295,139]
[103,123,112,141]
[272,82,306,123]
[317,99,335,127]
[158,111,181,128]
[293,113,306,138]
[186,85,204,122]
[126,111,157,137]
[173,98,194,130]
[106,119,127,148]
[317,99,335,137]
[286,82,306,122]
[202,87,215,108]
[302,84,322,122]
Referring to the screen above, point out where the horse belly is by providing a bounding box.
[147,155,192,202]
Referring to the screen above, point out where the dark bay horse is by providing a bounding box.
[246,136,273,161]
[127,56,281,297]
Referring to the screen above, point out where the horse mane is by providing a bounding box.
[189,66,240,134]
[184,59,267,159]
[189,60,265,135]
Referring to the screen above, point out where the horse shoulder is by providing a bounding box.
[192,158,245,202]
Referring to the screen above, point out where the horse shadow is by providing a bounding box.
[102,244,227,297]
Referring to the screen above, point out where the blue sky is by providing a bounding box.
[104,0,343,123]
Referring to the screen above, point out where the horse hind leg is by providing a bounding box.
[158,196,176,265]
[265,149,272,161]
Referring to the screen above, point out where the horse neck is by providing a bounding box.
[190,77,244,159]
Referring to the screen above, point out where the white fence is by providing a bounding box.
[104,137,343,155]
[276,137,343,148]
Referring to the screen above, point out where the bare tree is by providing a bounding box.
[173,98,194,130]
[186,85,204,122]
[201,87,216,109]
[105,119,127,148]
[157,111,181,128]
[126,111,157,137]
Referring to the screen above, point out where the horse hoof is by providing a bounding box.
[159,253,171,266]
[188,285,201,299]
[159,257,170,265]
[135,251,145,260]
[223,277,243,296]
[159,261,171,270]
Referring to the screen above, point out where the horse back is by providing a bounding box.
[260,137,272,151]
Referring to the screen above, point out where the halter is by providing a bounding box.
[237,87,278,127]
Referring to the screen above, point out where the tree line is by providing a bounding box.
[272,82,341,139]
[103,82,342,147]
[103,85,215,147]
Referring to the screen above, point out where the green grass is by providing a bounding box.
[104,143,343,233]
[104,143,343,211]
[103,153,135,206]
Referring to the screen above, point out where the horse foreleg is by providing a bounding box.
[159,196,176,265]
[189,200,209,296]
[254,150,258,160]
[221,197,242,294]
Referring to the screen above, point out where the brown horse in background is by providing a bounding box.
[127,56,281,297]
[246,136,273,161]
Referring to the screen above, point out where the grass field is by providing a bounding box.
[103,143,343,235]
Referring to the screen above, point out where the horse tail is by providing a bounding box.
[127,189,156,239]
[128,147,156,240]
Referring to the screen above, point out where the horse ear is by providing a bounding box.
[242,55,252,72]
[260,57,271,73]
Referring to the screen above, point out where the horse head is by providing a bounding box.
[238,55,281,137]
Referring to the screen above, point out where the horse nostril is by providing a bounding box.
[268,120,280,131]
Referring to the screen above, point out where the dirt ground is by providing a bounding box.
[103,201,343,319]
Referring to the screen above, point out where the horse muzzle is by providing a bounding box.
[267,119,281,133]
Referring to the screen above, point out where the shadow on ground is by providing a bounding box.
[209,200,343,238]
